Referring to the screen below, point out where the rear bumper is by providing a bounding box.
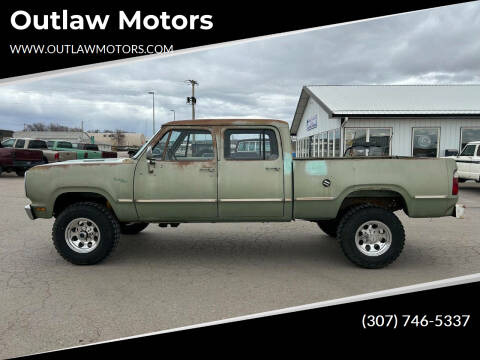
[452,204,465,219]
[25,205,35,220]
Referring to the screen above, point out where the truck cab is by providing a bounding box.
[454,141,480,182]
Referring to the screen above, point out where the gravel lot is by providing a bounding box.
[1,173,479,358]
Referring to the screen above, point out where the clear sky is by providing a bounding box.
[1,2,479,137]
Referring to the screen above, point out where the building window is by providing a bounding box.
[328,130,334,157]
[460,128,480,152]
[412,128,440,158]
[309,135,315,157]
[334,128,340,157]
[344,128,391,157]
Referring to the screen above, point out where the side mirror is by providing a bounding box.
[145,146,155,173]
[145,146,154,161]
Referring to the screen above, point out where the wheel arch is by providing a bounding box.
[335,185,411,218]
[52,189,118,218]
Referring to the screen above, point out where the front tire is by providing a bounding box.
[52,202,120,265]
[337,205,405,269]
[120,222,149,234]
[16,169,25,177]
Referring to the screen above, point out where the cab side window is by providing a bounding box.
[152,129,214,161]
[14,139,25,148]
[224,129,278,160]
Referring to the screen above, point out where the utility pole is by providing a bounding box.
[170,109,176,121]
[148,91,155,135]
[185,80,198,120]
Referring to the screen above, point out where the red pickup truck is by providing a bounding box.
[0,141,45,176]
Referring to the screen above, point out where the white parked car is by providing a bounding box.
[452,141,480,182]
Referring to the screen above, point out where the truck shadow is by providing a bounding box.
[111,230,347,267]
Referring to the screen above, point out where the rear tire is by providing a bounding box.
[317,219,339,237]
[52,202,120,265]
[120,222,149,234]
[337,204,405,269]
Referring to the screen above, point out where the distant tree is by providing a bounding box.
[26,123,47,131]
[25,122,82,132]
[113,129,125,146]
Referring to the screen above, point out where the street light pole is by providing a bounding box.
[148,91,155,135]
[170,109,175,121]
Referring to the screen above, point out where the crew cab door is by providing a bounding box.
[218,127,285,219]
[133,127,218,221]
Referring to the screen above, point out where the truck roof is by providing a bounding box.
[163,119,289,127]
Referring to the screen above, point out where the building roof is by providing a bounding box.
[291,85,480,135]
[13,131,91,142]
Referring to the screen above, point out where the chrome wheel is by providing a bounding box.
[65,218,101,253]
[355,220,392,257]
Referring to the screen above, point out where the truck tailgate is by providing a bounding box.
[58,151,77,161]
[14,149,43,162]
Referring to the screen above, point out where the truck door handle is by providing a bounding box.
[200,168,216,172]
[266,167,281,171]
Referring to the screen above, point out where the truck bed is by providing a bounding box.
[293,157,457,219]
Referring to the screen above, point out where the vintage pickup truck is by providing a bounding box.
[24,120,461,268]
[0,141,44,176]
[3,138,77,163]
[47,140,102,160]
[75,143,117,158]
[450,141,480,182]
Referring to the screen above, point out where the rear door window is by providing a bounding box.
[28,140,48,149]
[224,129,278,160]
[58,142,73,148]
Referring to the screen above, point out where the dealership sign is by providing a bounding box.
[306,115,317,131]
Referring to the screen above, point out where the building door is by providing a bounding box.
[133,127,218,221]
[218,128,285,219]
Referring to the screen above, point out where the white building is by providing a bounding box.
[291,85,480,158]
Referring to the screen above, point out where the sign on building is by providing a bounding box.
[306,115,317,131]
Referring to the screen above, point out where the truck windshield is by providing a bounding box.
[1,139,14,148]
[460,144,476,156]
